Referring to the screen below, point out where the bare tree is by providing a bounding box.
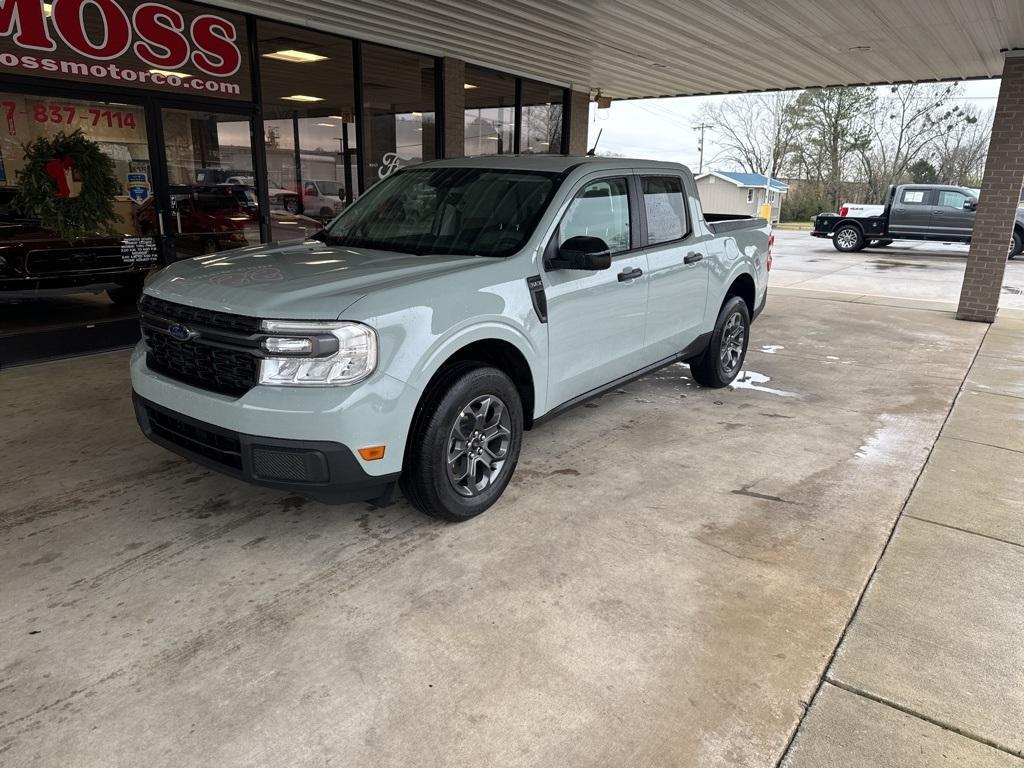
[855,83,976,199]
[932,105,991,186]
[699,92,800,178]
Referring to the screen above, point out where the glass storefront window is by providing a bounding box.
[258,22,357,226]
[0,93,159,358]
[464,65,515,157]
[520,80,565,154]
[154,109,259,257]
[361,43,436,189]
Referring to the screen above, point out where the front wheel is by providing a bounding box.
[833,224,865,252]
[1010,231,1022,259]
[689,296,750,388]
[401,364,523,521]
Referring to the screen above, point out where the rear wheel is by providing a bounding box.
[401,364,523,521]
[833,224,865,252]
[689,296,750,388]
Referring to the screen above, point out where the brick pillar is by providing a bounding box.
[440,57,465,159]
[565,89,590,155]
[956,54,1024,322]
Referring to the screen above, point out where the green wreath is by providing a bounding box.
[13,129,121,240]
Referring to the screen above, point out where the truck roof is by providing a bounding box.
[412,155,692,174]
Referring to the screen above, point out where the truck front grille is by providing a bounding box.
[26,245,126,275]
[139,295,261,397]
[143,403,243,470]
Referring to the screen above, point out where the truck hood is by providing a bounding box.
[145,239,485,319]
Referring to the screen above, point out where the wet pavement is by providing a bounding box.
[772,231,1024,309]
[0,292,1016,767]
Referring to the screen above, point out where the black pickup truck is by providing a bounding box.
[812,183,1024,258]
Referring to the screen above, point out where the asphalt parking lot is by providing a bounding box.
[771,230,1024,308]
[3,284,1009,766]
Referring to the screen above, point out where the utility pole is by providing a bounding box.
[692,122,712,173]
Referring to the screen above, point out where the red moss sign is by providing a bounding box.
[0,0,250,99]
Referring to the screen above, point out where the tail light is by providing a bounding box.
[840,206,849,217]
[767,233,774,272]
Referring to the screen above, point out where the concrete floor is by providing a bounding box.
[772,231,1024,309]
[0,292,1016,767]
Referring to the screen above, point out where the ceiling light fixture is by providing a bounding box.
[464,83,478,89]
[316,122,337,127]
[283,94,324,102]
[263,49,328,64]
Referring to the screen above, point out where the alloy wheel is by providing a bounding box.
[446,394,512,497]
[835,228,859,250]
[720,311,746,375]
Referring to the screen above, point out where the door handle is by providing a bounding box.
[684,251,704,264]
[618,267,643,282]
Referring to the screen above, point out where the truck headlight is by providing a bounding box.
[258,320,377,386]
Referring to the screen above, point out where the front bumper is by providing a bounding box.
[134,393,399,504]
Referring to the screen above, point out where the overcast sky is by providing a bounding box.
[585,79,1002,174]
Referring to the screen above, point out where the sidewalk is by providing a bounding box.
[782,312,1024,766]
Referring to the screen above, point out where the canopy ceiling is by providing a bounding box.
[226,0,1024,98]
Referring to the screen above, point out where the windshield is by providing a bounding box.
[316,180,342,197]
[322,167,561,256]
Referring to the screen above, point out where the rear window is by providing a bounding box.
[901,189,928,204]
[641,176,687,245]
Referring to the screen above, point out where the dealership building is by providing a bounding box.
[0,0,587,363]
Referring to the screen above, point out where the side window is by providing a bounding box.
[901,189,929,205]
[746,189,754,203]
[641,176,687,245]
[559,177,631,254]
[937,190,970,209]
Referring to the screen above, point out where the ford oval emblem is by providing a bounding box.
[167,323,194,342]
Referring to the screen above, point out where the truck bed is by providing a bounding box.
[704,213,768,235]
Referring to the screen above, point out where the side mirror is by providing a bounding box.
[550,235,612,270]
[964,200,977,211]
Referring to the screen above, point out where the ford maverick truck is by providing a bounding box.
[131,157,770,521]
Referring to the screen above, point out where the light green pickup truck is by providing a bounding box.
[131,156,770,520]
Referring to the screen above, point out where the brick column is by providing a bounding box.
[565,89,590,155]
[440,57,465,159]
[956,54,1024,322]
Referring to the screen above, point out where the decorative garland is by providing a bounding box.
[13,129,121,240]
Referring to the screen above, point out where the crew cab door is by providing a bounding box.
[637,174,708,360]
[930,188,976,239]
[889,187,935,235]
[543,175,650,407]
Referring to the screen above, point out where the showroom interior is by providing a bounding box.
[0,0,576,366]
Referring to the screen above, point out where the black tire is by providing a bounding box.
[201,237,218,255]
[833,224,865,252]
[107,281,143,306]
[689,296,751,388]
[1010,231,1022,259]
[401,363,523,521]
[283,197,300,214]
[319,207,334,219]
